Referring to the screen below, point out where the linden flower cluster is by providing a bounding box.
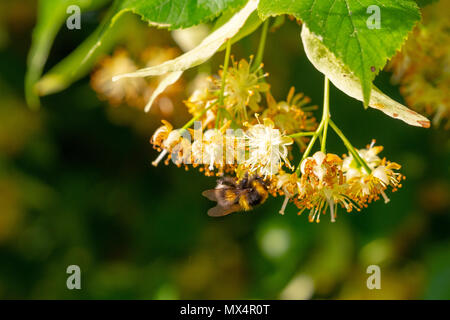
[150,117,295,178]
[263,88,317,150]
[342,141,404,205]
[386,0,450,128]
[217,57,270,121]
[282,142,403,222]
[185,57,271,124]
[150,58,316,178]
[146,54,404,222]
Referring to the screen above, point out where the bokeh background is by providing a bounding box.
[0,0,449,299]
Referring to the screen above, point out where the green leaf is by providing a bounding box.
[36,10,137,96]
[35,0,248,99]
[87,0,247,65]
[120,0,247,30]
[301,24,430,128]
[25,0,110,109]
[258,0,421,107]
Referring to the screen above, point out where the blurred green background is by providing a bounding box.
[0,0,449,300]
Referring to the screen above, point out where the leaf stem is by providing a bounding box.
[295,121,324,176]
[294,77,372,176]
[328,119,372,174]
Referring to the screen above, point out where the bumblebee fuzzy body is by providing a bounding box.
[202,175,269,217]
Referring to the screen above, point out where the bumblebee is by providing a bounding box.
[202,175,269,217]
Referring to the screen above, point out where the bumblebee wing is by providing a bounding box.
[202,189,218,201]
[207,204,241,217]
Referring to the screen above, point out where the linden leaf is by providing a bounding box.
[81,0,248,69]
[34,0,247,100]
[120,0,247,30]
[36,11,135,96]
[25,0,110,109]
[258,0,421,108]
[301,24,430,128]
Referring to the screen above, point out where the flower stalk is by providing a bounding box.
[295,76,330,175]
[182,101,217,130]
[328,119,372,174]
[288,131,315,138]
[320,77,330,153]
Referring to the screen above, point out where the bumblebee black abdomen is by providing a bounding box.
[241,179,269,209]
[247,189,263,206]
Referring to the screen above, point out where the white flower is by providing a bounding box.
[342,140,383,175]
[342,141,403,203]
[297,152,350,223]
[276,171,301,215]
[245,119,293,177]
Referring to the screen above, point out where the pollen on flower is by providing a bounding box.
[262,87,317,150]
[150,120,191,167]
[342,141,404,205]
[270,170,301,215]
[243,119,293,178]
[294,152,356,223]
[150,120,173,150]
[184,75,218,128]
